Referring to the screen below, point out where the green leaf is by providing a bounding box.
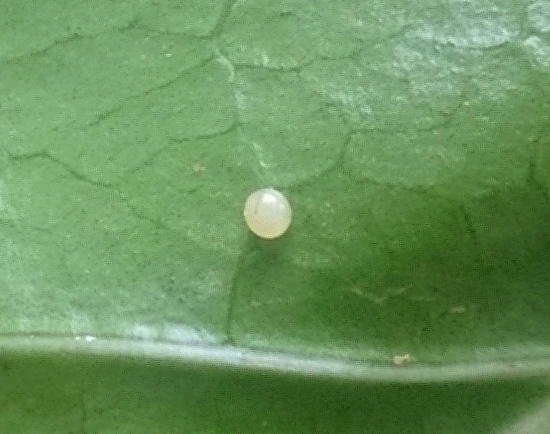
[1,0,550,374]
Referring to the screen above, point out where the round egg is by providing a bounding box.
[243,188,292,239]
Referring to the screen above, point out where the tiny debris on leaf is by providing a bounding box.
[393,353,411,367]
[192,162,206,174]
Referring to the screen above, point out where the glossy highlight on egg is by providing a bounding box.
[243,188,292,239]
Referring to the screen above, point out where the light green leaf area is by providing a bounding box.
[1,0,550,367]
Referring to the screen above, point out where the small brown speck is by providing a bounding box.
[192,162,206,174]
[393,353,411,366]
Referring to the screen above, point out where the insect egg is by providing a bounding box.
[243,188,292,239]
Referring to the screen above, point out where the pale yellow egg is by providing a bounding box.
[243,188,292,239]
